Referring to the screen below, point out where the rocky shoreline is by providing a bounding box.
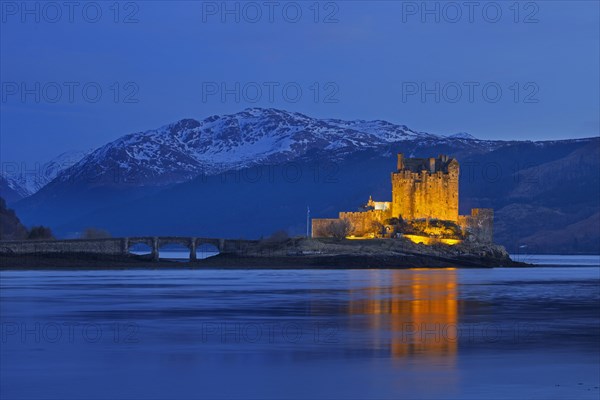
[0,238,529,269]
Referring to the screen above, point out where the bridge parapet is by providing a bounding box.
[0,236,259,261]
[0,238,125,255]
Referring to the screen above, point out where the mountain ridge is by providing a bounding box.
[50,108,502,189]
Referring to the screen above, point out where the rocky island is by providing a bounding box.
[193,236,521,269]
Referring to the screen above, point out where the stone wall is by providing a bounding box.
[339,209,392,237]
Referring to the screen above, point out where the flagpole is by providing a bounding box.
[306,206,310,238]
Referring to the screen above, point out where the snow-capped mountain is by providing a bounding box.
[2,150,89,197]
[55,108,495,187]
[0,174,30,203]
[447,132,478,140]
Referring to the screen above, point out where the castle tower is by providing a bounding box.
[391,153,459,222]
[397,153,404,171]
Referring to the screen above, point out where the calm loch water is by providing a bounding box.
[1,262,599,399]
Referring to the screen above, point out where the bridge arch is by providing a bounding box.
[196,242,220,259]
[156,237,196,260]
[127,242,152,256]
[126,237,156,260]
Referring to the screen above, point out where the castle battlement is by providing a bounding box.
[396,154,457,174]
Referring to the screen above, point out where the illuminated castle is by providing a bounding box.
[312,153,493,243]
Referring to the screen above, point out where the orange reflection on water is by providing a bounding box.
[349,269,459,360]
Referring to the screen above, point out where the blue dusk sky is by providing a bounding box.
[1,0,599,164]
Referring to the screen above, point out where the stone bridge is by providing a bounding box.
[0,237,260,261]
